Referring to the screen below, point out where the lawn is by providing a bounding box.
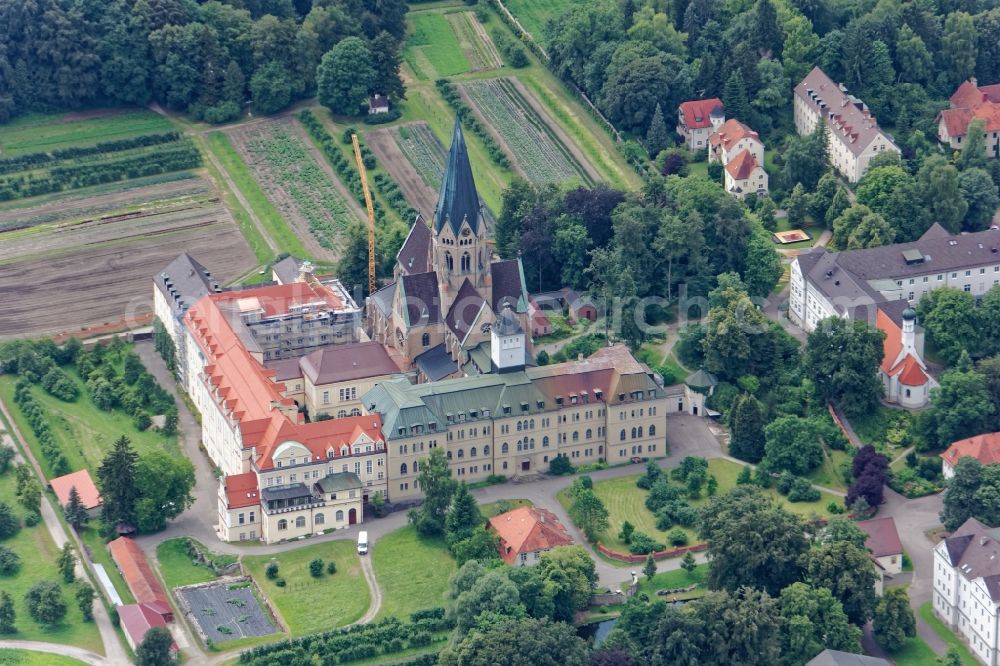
[917,602,979,666]
[806,446,851,491]
[568,458,842,552]
[0,109,175,156]
[0,649,88,665]
[0,364,180,480]
[0,467,104,653]
[204,131,311,260]
[406,11,471,79]
[155,538,220,590]
[372,526,456,621]
[501,0,587,44]
[243,539,369,636]
[479,498,532,517]
[78,526,134,605]
[636,563,708,599]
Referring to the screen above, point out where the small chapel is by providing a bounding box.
[369,118,532,382]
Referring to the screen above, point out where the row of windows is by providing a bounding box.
[276,510,349,530]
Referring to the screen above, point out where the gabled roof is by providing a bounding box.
[939,517,1000,601]
[414,343,459,382]
[271,256,302,285]
[154,253,220,318]
[951,80,989,109]
[709,119,760,151]
[118,603,175,652]
[400,272,441,327]
[724,149,759,180]
[396,216,432,276]
[300,341,401,386]
[316,471,363,493]
[223,472,259,509]
[678,98,724,129]
[108,537,171,617]
[856,516,903,558]
[806,650,890,666]
[942,432,1000,469]
[50,469,101,510]
[433,119,481,236]
[685,368,717,388]
[490,259,527,314]
[370,282,396,318]
[243,411,384,471]
[488,507,574,565]
[445,279,486,340]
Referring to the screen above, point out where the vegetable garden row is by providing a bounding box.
[460,77,594,185]
[446,11,503,71]
[392,123,447,191]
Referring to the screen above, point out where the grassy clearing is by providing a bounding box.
[204,131,310,259]
[243,540,369,636]
[155,538,218,590]
[636,563,708,598]
[916,602,979,666]
[567,458,841,552]
[0,649,88,665]
[78,526,134,605]
[0,373,179,480]
[372,526,455,621]
[407,12,471,78]
[501,0,586,44]
[0,469,103,653]
[0,109,175,156]
[806,447,851,491]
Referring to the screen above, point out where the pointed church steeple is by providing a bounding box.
[433,118,481,236]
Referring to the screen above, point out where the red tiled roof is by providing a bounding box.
[951,80,988,109]
[709,119,759,151]
[224,472,260,509]
[108,538,171,618]
[856,516,903,558]
[942,80,1000,137]
[983,84,1000,103]
[50,469,101,510]
[678,98,723,129]
[118,603,176,652]
[941,432,1000,468]
[244,411,384,471]
[724,149,759,180]
[877,309,902,374]
[488,507,573,565]
[896,355,929,386]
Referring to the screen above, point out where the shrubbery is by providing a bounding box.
[628,531,664,555]
[491,29,528,67]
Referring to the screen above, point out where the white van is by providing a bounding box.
[357,531,369,555]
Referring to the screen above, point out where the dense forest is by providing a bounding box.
[0,0,408,123]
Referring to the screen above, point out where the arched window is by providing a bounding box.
[631,427,637,439]
[502,461,508,470]
[315,513,325,525]
[620,429,626,441]
[585,429,592,439]
[516,441,522,451]
[278,519,288,531]
[649,425,656,437]
[447,450,453,459]
[461,253,470,273]
[502,442,509,454]
[336,510,344,522]
[572,431,579,442]
[638,426,643,438]
[296,516,306,528]
[458,449,464,459]
[530,438,535,449]
[445,252,453,271]
[529,419,535,429]
[421,333,430,347]
[400,462,408,475]
[484,445,490,455]
[413,461,419,472]
[517,421,522,432]
[351,408,361,416]
[337,410,347,418]
[542,436,549,447]
[470,447,477,457]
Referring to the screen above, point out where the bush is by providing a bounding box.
[776,471,795,495]
[579,475,593,490]
[628,532,665,555]
[636,461,664,490]
[827,501,845,514]
[24,511,40,527]
[326,561,337,575]
[707,161,724,181]
[0,545,21,575]
[309,558,324,577]
[787,477,821,502]
[274,577,286,587]
[667,528,688,547]
[549,454,573,475]
[485,474,507,485]
[265,562,279,579]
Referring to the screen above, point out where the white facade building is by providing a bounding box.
[934,517,1000,665]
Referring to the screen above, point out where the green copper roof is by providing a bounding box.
[434,118,481,236]
[685,368,718,389]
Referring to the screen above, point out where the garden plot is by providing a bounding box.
[366,122,445,217]
[446,11,502,71]
[405,11,470,79]
[226,119,358,262]
[177,580,279,643]
[459,77,597,185]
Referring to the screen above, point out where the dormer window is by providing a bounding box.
[503,405,511,415]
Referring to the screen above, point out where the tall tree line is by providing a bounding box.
[0,0,406,123]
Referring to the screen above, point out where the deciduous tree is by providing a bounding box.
[874,587,916,651]
[763,416,823,475]
[24,581,66,626]
[805,316,885,416]
[409,447,456,537]
[317,36,374,115]
[804,541,878,624]
[0,591,14,634]
[137,626,174,666]
[134,450,195,533]
[779,582,861,665]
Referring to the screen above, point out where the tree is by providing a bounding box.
[0,446,13,475]
[695,587,783,666]
[825,187,850,227]
[804,541,878,624]
[447,567,525,635]
[942,11,977,88]
[444,617,589,666]
[785,183,809,227]
[681,551,697,573]
[249,61,291,115]
[918,156,968,234]
[698,486,808,595]
[805,316,885,416]
[941,457,987,530]
[778,582,861,665]
[24,581,66,626]
[929,365,996,448]
[569,488,609,542]
[317,37,375,115]
[57,542,76,583]
[64,486,90,530]
[896,24,932,84]
[643,553,656,581]
[847,445,889,510]
[0,502,19,540]
[783,122,828,190]
[958,118,988,171]
[0,546,20,575]
[451,527,500,566]
[75,582,95,622]
[537,546,598,621]
[0,592,13,634]
[729,394,766,463]
[134,450,195,532]
[409,448,456,537]
[763,416,823,475]
[781,15,819,83]
[445,482,483,547]
[822,516,868,549]
[874,587,916,652]
[98,435,139,528]
[645,103,669,157]
[369,30,404,103]
[723,70,751,123]
[137,626,174,666]
[552,220,591,291]
[17,476,41,515]
[959,167,999,232]
[846,211,895,249]
[917,288,980,366]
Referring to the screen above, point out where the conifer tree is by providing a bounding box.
[643,553,657,581]
[58,542,76,583]
[729,394,766,463]
[645,103,669,157]
[445,482,483,547]
[64,486,90,530]
[98,436,139,528]
[76,582,95,622]
[723,70,751,123]
[0,591,14,634]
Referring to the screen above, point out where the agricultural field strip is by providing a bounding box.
[446,11,502,71]
[227,120,353,262]
[0,110,175,155]
[460,77,595,185]
[393,123,448,191]
[499,0,587,46]
[406,11,471,78]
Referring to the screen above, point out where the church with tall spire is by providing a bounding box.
[368,118,531,381]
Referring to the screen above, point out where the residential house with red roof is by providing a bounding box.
[709,119,769,199]
[857,516,904,575]
[49,469,101,518]
[941,432,1000,479]
[794,67,900,182]
[938,78,1000,158]
[488,506,574,566]
[676,98,725,151]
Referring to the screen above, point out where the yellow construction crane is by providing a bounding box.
[351,133,376,297]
